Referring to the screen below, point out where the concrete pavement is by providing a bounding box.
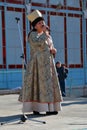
[0,94,87,130]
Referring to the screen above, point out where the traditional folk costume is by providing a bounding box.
[19,10,62,114]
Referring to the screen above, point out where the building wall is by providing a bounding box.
[0,0,87,95]
[0,0,26,89]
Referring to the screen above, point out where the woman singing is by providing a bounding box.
[19,10,62,115]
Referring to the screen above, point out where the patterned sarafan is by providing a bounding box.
[19,31,62,112]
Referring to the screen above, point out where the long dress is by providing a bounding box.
[19,31,63,113]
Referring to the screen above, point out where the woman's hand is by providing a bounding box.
[50,48,57,55]
[50,48,57,58]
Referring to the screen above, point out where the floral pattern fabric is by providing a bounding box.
[19,31,62,105]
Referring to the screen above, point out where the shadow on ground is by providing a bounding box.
[0,114,47,125]
[62,98,87,107]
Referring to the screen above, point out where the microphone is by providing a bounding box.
[42,24,50,31]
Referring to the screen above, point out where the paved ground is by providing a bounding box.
[0,94,87,130]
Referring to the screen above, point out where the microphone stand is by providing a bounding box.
[15,17,27,123]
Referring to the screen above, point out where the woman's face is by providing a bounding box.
[35,20,45,33]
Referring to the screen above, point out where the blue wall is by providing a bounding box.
[0,70,22,89]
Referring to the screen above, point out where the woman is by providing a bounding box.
[19,10,62,115]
